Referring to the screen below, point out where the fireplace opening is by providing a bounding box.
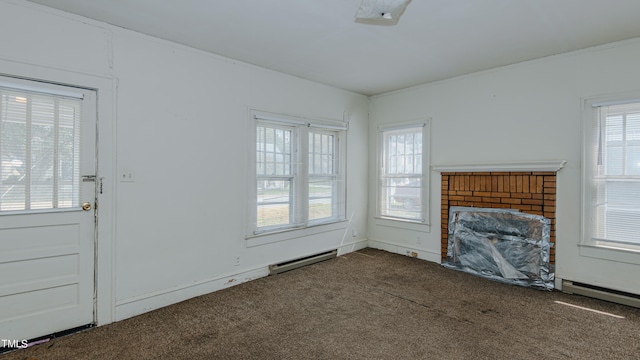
[440,171,557,289]
[443,206,554,290]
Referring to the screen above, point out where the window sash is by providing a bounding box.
[256,123,294,177]
[308,174,338,222]
[308,129,339,223]
[255,121,296,231]
[383,129,422,176]
[591,103,640,246]
[378,125,425,222]
[308,130,336,176]
[380,175,422,221]
[257,176,297,230]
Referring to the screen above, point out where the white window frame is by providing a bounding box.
[376,119,430,225]
[248,110,347,237]
[255,121,298,232]
[582,96,640,255]
[308,127,342,225]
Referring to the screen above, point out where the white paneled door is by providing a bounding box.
[0,77,96,342]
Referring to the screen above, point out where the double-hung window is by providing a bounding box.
[585,101,640,248]
[256,122,295,229]
[308,129,340,222]
[252,111,346,235]
[377,121,429,223]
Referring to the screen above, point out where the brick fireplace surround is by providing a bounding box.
[441,171,557,264]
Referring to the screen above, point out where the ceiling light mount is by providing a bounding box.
[355,0,411,25]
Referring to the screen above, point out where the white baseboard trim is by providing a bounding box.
[115,266,269,322]
[337,239,368,255]
[113,240,368,322]
[555,277,564,291]
[368,239,441,263]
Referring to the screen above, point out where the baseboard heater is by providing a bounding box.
[562,280,640,308]
[269,250,337,275]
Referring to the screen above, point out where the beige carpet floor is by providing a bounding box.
[3,248,640,359]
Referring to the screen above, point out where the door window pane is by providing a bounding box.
[1,89,81,211]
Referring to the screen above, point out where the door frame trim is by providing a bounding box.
[0,56,117,327]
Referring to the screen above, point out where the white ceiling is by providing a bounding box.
[25,0,640,96]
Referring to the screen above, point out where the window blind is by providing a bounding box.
[0,87,82,211]
[592,102,640,245]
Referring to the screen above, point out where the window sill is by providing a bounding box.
[246,220,348,248]
[579,242,640,266]
[374,217,431,233]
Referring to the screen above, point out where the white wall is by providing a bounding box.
[368,37,640,295]
[1,0,369,324]
[111,30,369,320]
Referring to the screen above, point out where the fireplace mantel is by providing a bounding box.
[432,160,566,173]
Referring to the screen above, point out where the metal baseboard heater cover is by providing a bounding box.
[269,250,337,275]
[562,280,640,309]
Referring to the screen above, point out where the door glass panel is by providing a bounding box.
[0,89,82,211]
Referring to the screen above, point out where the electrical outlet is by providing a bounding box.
[235,256,240,266]
[416,236,422,245]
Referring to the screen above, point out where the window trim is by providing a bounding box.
[582,96,640,256]
[375,119,430,225]
[248,109,347,237]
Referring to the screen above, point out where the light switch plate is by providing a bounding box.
[119,169,135,182]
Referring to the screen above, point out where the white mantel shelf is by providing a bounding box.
[432,160,567,173]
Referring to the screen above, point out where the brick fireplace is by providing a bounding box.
[440,171,558,264]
